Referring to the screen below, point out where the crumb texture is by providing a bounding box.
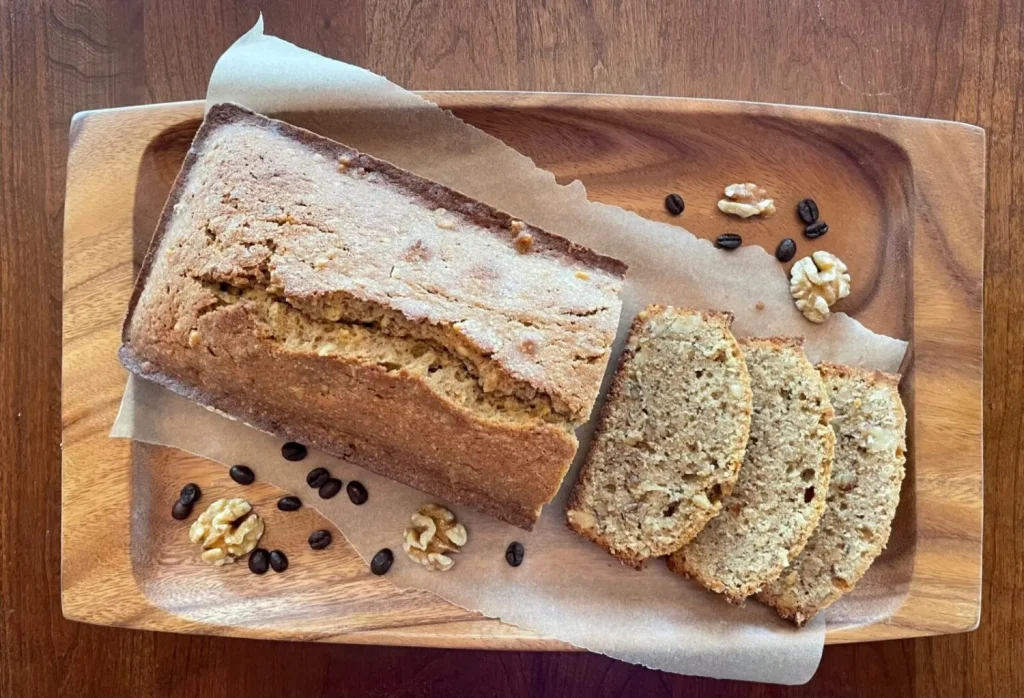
[566,306,753,568]
[757,363,906,624]
[668,338,835,602]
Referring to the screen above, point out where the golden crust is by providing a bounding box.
[119,103,625,529]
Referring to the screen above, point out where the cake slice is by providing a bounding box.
[566,306,753,569]
[757,364,907,625]
[667,337,835,602]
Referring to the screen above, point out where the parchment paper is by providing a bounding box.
[112,18,911,685]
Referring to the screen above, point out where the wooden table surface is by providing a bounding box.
[2,1,1019,696]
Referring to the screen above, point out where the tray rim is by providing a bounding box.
[61,93,985,649]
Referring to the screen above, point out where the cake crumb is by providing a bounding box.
[756,301,765,311]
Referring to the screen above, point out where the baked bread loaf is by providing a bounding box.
[121,103,626,530]
[758,363,907,624]
[566,306,753,569]
[668,337,835,603]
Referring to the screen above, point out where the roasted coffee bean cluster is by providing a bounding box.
[798,198,828,239]
[171,482,202,520]
[177,442,385,577]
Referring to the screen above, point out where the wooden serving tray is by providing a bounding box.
[62,95,984,647]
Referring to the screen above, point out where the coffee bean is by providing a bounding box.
[797,198,820,224]
[346,481,368,505]
[664,193,685,216]
[775,238,797,263]
[281,442,308,461]
[269,550,289,573]
[505,541,525,567]
[716,233,742,250]
[179,483,201,506]
[248,548,270,575]
[370,548,394,576]
[318,478,342,499]
[277,496,302,511]
[305,467,330,489]
[171,499,193,520]
[804,220,829,239]
[308,529,332,550]
[229,464,255,485]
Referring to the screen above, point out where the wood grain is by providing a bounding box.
[3,0,1021,696]
[62,96,983,649]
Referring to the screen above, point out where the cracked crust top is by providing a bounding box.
[118,103,628,529]
[122,102,626,422]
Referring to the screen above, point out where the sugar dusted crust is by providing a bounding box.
[120,103,626,529]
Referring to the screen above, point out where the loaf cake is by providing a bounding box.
[120,103,626,530]
[758,364,907,624]
[566,306,753,569]
[668,337,835,603]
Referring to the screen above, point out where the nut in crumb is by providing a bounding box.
[514,232,533,254]
[718,182,776,218]
[188,498,264,566]
[510,219,526,234]
[338,155,353,172]
[690,492,714,510]
[187,330,202,348]
[861,424,898,453]
[789,250,851,323]
[402,504,467,572]
[433,208,457,230]
[574,271,590,280]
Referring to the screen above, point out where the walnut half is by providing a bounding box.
[402,504,468,571]
[718,182,776,218]
[188,498,264,566]
[789,251,851,323]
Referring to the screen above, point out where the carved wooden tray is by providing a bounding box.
[62,95,984,646]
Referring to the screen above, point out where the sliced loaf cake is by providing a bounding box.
[667,337,835,602]
[566,306,753,569]
[757,363,907,625]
